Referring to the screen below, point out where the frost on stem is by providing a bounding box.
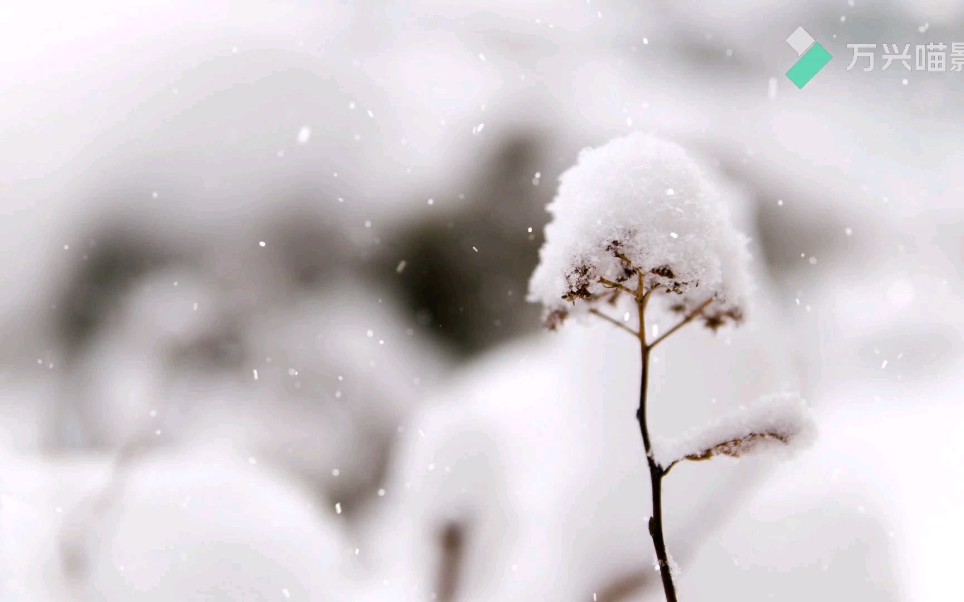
[527,132,751,330]
[653,393,816,470]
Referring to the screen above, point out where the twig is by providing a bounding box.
[649,297,714,349]
[589,308,637,336]
[598,277,636,296]
[614,252,634,267]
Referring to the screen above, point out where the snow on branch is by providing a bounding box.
[527,132,751,330]
[652,393,816,470]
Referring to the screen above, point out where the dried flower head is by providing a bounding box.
[652,392,816,469]
[527,133,751,329]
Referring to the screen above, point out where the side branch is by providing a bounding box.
[588,308,638,337]
[649,297,714,348]
[598,277,636,296]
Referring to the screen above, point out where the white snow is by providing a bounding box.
[363,302,800,601]
[528,132,751,327]
[652,392,815,468]
[80,449,348,601]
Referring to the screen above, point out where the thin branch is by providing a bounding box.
[629,281,661,346]
[641,283,661,306]
[649,297,714,349]
[598,277,635,296]
[589,308,638,337]
[614,252,634,267]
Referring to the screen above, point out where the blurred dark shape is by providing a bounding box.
[754,196,848,276]
[708,148,850,282]
[169,318,247,373]
[47,194,421,518]
[56,227,177,356]
[592,569,649,602]
[263,200,364,288]
[382,133,555,356]
[436,522,466,602]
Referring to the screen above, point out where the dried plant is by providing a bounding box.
[528,133,813,601]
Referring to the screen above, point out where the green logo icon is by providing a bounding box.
[786,27,832,89]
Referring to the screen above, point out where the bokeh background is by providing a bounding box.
[1,1,962,600]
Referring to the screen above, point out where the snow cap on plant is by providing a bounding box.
[528,132,752,329]
[651,392,816,469]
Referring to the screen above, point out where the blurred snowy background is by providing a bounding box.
[1,1,962,600]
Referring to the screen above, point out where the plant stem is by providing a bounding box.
[636,296,679,602]
[587,273,710,601]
